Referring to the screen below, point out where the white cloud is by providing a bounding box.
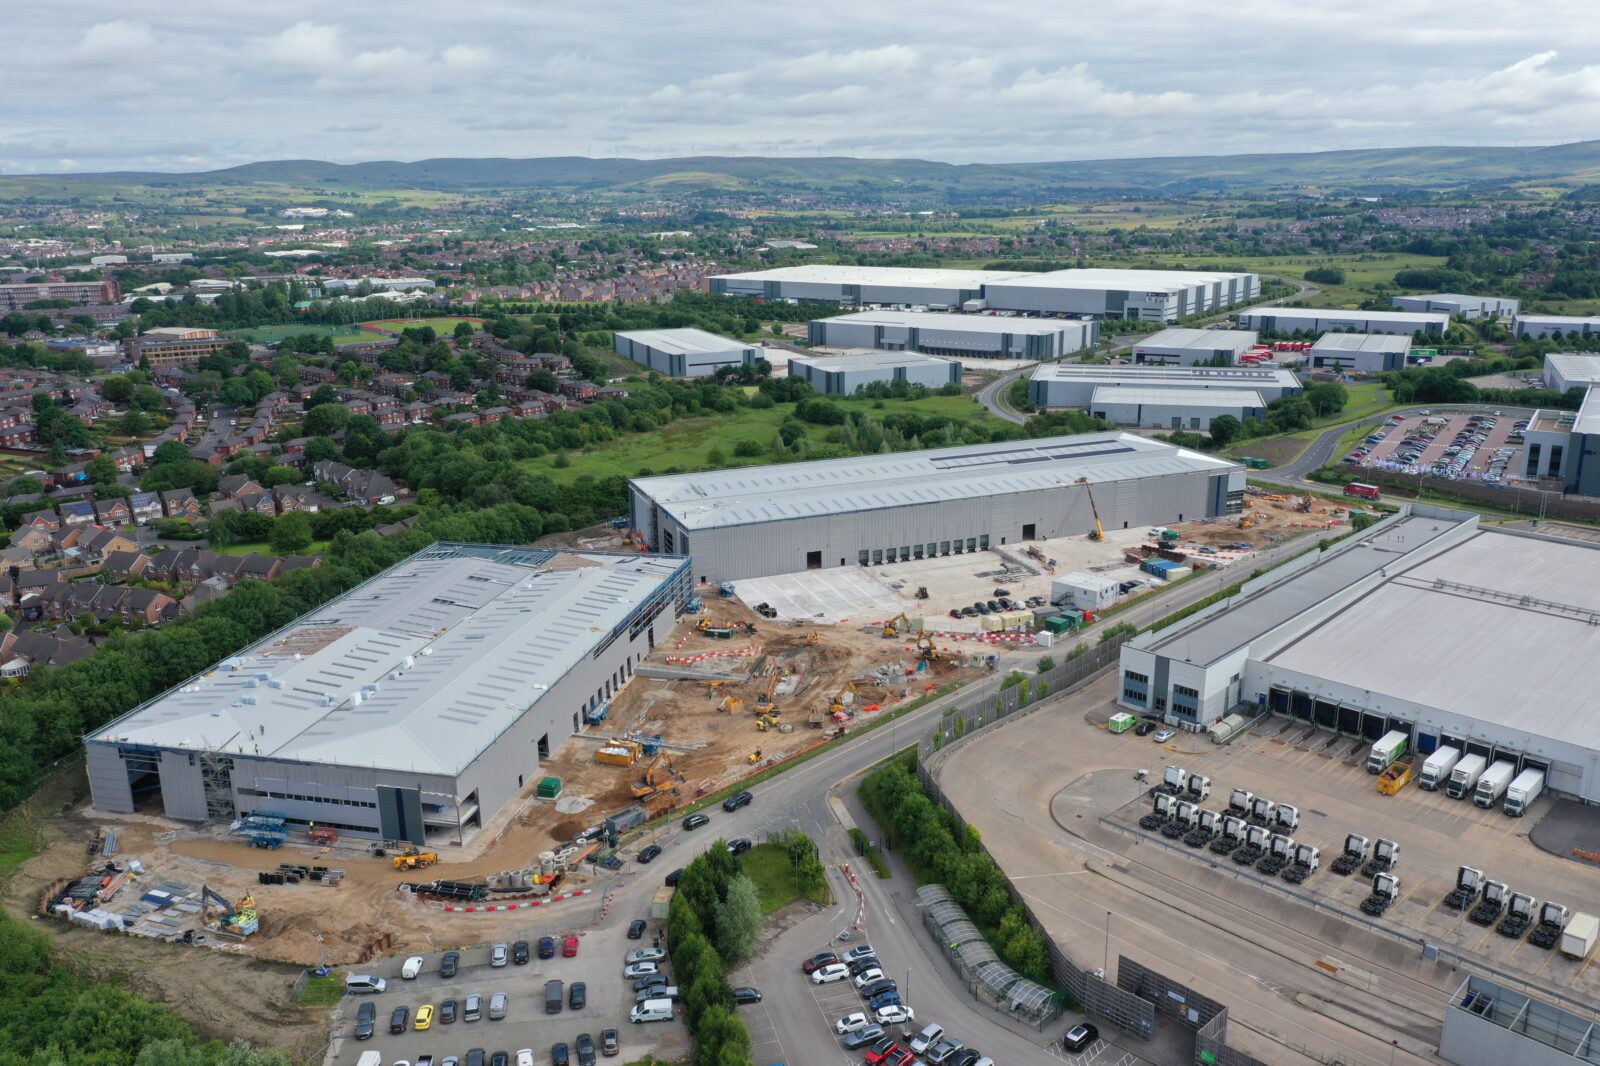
[261,21,344,70]
[77,20,155,59]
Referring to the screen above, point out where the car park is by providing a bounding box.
[624,962,659,978]
[636,844,662,863]
[513,940,530,965]
[440,951,460,978]
[844,1024,886,1050]
[414,1004,435,1030]
[538,936,556,959]
[1064,1022,1099,1052]
[836,1012,871,1033]
[600,1028,619,1056]
[722,790,753,811]
[570,981,587,1009]
[354,1002,376,1040]
[811,963,850,984]
[402,955,425,979]
[726,837,752,856]
[731,986,762,1004]
[681,813,710,830]
[575,1033,596,1066]
[563,935,580,957]
[802,951,838,972]
[390,1006,410,1034]
[627,919,647,939]
[491,943,509,967]
[439,999,458,1024]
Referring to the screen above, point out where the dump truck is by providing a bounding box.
[1504,767,1546,816]
[1366,730,1408,774]
[1474,760,1517,808]
[1377,756,1415,795]
[1418,746,1461,791]
[1446,753,1488,799]
[1561,912,1599,959]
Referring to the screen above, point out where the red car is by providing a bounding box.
[562,934,579,957]
[881,1048,915,1066]
[865,1042,904,1066]
[802,951,838,973]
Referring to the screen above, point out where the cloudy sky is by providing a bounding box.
[5,0,1600,173]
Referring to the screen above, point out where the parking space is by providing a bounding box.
[1118,718,1600,998]
[1343,410,1524,484]
[329,915,686,1065]
[740,998,787,1066]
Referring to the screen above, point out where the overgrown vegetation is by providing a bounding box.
[848,827,891,879]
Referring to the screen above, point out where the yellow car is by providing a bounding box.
[413,1004,434,1031]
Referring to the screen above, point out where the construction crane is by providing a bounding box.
[882,613,911,638]
[1074,476,1105,541]
[829,682,857,715]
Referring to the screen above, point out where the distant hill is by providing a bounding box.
[21,141,1600,200]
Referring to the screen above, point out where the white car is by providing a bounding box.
[841,944,877,964]
[625,948,666,964]
[624,961,660,978]
[400,956,425,979]
[853,968,886,990]
[835,1011,871,1034]
[874,1003,915,1026]
[516,1050,535,1066]
[811,963,850,984]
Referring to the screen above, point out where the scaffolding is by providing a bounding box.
[200,750,236,821]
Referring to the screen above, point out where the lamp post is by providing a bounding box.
[1103,910,1111,979]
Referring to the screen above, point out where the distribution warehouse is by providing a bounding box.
[613,327,762,377]
[1130,327,1259,365]
[628,434,1244,581]
[1028,364,1302,409]
[1307,333,1410,374]
[786,351,959,394]
[1118,506,1600,803]
[805,309,1098,360]
[710,265,1259,322]
[1089,386,1266,430]
[84,544,691,843]
[1233,307,1448,335]
[1515,314,1600,340]
[1391,293,1518,319]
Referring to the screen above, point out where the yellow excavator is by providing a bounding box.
[393,851,439,871]
[916,631,938,663]
[882,613,911,638]
[829,682,856,715]
[1075,476,1105,541]
[756,666,783,708]
[631,755,677,799]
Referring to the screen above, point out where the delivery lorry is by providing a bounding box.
[1474,760,1517,808]
[1367,731,1408,774]
[1418,746,1461,791]
[1504,767,1546,816]
[1446,753,1488,799]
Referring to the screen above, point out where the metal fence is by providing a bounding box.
[1119,956,1225,1029]
[916,884,1061,1029]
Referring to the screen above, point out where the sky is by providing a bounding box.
[5,0,1600,174]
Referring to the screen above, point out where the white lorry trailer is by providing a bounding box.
[1504,767,1546,816]
[1447,753,1488,800]
[1474,760,1517,808]
[1418,746,1461,791]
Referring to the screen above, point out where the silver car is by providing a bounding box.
[491,943,508,967]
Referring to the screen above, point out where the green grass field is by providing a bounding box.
[1120,252,1451,308]
[359,316,484,335]
[739,842,830,914]
[522,394,998,482]
[213,538,331,557]
[233,324,374,346]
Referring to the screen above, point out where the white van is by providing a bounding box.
[345,974,387,995]
[631,998,674,1023]
[357,1053,383,1066]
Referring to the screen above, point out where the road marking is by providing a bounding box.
[1572,950,1598,990]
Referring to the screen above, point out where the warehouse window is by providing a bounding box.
[900,546,910,561]
[1124,671,1148,685]
[926,542,937,558]
[1174,685,1199,699]
[1550,444,1565,471]
[966,538,977,552]
[952,539,962,555]
[940,541,949,555]
[1123,688,1147,704]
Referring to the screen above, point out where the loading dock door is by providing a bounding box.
[1361,714,1386,741]
[376,785,426,846]
[1337,706,1361,735]
[1465,741,1492,761]
[1385,718,1413,744]
[1518,756,1549,775]
[1415,733,1437,755]
[1291,692,1312,721]
[1313,700,1338,729]
[1269,688,1290,714]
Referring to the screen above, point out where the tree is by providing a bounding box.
[304,384,340,410]
[303,403,351,437]
[121,409,153,435]
[1208,414,1242,447]
[1302,381,1348,418]
[6,475,42,496]
[100,376,135,404]
[454,321,476,344]
[525,368,560,393]
[1036,655,1056,674]
[303,436,340,463]
[151,440,191,466]
[270,511,314,555]
[85,456,118,486]
[714,873,762,964]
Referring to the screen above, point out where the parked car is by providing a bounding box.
[414,1004,435,1031]
[949,1051,982,1066]
[464,994,482,1022]
[910,1024,945,1055]
[722,790,753,811]
[551,1043,569,1066]
[948,608,963,619]
[867,989,902,1011]
[402,955,425,979]
[632,973,667,992]
[390,1006,410,1034]
[663,869,683,886]
[858,977,897,1000]
[626,948,665,963]
[1063,1022,1099,1052]
[489,991,508,1020]
[570,981,587,1010]
[538,936,556,959]
[637,844,662,863]
[836,1012,871,1034]
[811,963,850,984]
[802,951,838,972]
[880,1049,914,1066]
[842,943,876,964]
[354,1002,376,1040]
[627,919,647,939]
[490,1053,508,1066]
[874,1004,915,1026]
[847,956,880,977]
[681,813,709,830]
[1152,729,1175,742]
[1134,720,1157,736]
[844,1025,886,1050]
[490,943,508,967]
[624,962,659,978]
[864,1039,902,1065]
[925,1038,965,1064]
[726,837,752,856]
[440,951,460,978]
[574,1032,596,1066]
[732,987,763,1004]
[513,939,530,965]
[853,967,886,990]
[563,935,580,957]
[439,999,458,1024]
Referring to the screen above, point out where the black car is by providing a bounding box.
[551,1043,570,1066]
[731,986,762,1004]
[722,790,753,812]
[637,844,662,864]
[627,919,647,939]
[1134,719,1157,736]
[975,602,991,615]
[513,939,530,965]
[490,1054,509,1066]
[575,1032,597,1066]
[960,606,977,617]
[986,599,1001,612]
[949,1050,982,1066]
[440,950,460,978]
[682,813,709,830]
[633,973,667,992]
[847,956,879,977]
[538,935,556,959]
[948,608,962,619]
[1064,1022,1099,1052]
[354,1002,376,1040]
[844,1025,886,1050]
[664,868,683,886]
[466,1051,486,1066]
[993,587,1009,597]
[389,1006,409,1034]
[439,998,458,1024]
[570,981,587,1009]
[859,977,897,1000]
[726,837,752,856]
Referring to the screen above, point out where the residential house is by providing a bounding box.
[197,552,246,584]
[271,484,332,513]
[59,500,96,526]
[445,411,481,429]
[118,587,178,626]
[76,528,139,564]
[48,527,82,553]
[128,492,162,524]
[235,553,283,583]
[92,498,131,526]
[218,474,264,498]
[0,629,94,673]
[101,550,151,579]
[312,460,402,505]
[147,547,201,583]
[159,489,202,519]
[479,406,510,425]
[19,509,59,531]
[559,381,598,401]
[278,554,322,575]
[237,491,277,516]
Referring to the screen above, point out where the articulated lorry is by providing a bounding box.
[1418,746,1461,791]
[1367,731,1408,774]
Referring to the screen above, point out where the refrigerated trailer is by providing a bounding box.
[1504,768,1546,816]
[1474,760,1517,808]
[1447,753,1488,799]
[1418,746,1461,790]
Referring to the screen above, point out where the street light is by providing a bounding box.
[1103,910,1111,979]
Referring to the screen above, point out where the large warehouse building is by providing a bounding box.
[1234,307,1448,336]
[613,327,762,377]
[1089,386,1266,430]
[1541,351,1600,394]
[629,434,1244,581]
[805,310,1098,360]
[1517,314,1600,340]
[1391,293,1518,319]
[979,268,1259,321]
[1130,327,1258,366]
[710,265,1259,323]
[786,351,959,395]
[709,265,1029,309]
[1028,364,1302,409]
[1119,506,1600,803]
[85,544,691,843]
[1307,333,1410,374]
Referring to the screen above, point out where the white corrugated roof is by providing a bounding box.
[633,433,1237,532]
[986,268,1255,292]
[616,327,752,355]
[90,546,684,776]
[1134,328,1258,350]
[789,351,955,372]
[1030,363,1300,388]
[1310,333,1411,353]
[712,265,1028,288]
[1240,307,1448,326]
[1090,386,1265,408]
[814,310,1084,336]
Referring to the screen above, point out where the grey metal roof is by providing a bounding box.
[1265,527,1600,753]
[90,545,685,776]
[1090,386,1265,408]
[1310,333,1410,353]
[1134,327,1258,350]
[632,432,1238,532]
[1571,386,1600,437]
[1544,353,1600,387]
[789,351,956,372]
[614,327,752,356]
[1031,363,1300,389]
[984,267,1255,292]
[1238,307,1448,327]
[1519,314,1600,326]
[712,265,1028,288]
[813,310,1082,336]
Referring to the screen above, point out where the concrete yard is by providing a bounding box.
[934,672,1600,1066]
